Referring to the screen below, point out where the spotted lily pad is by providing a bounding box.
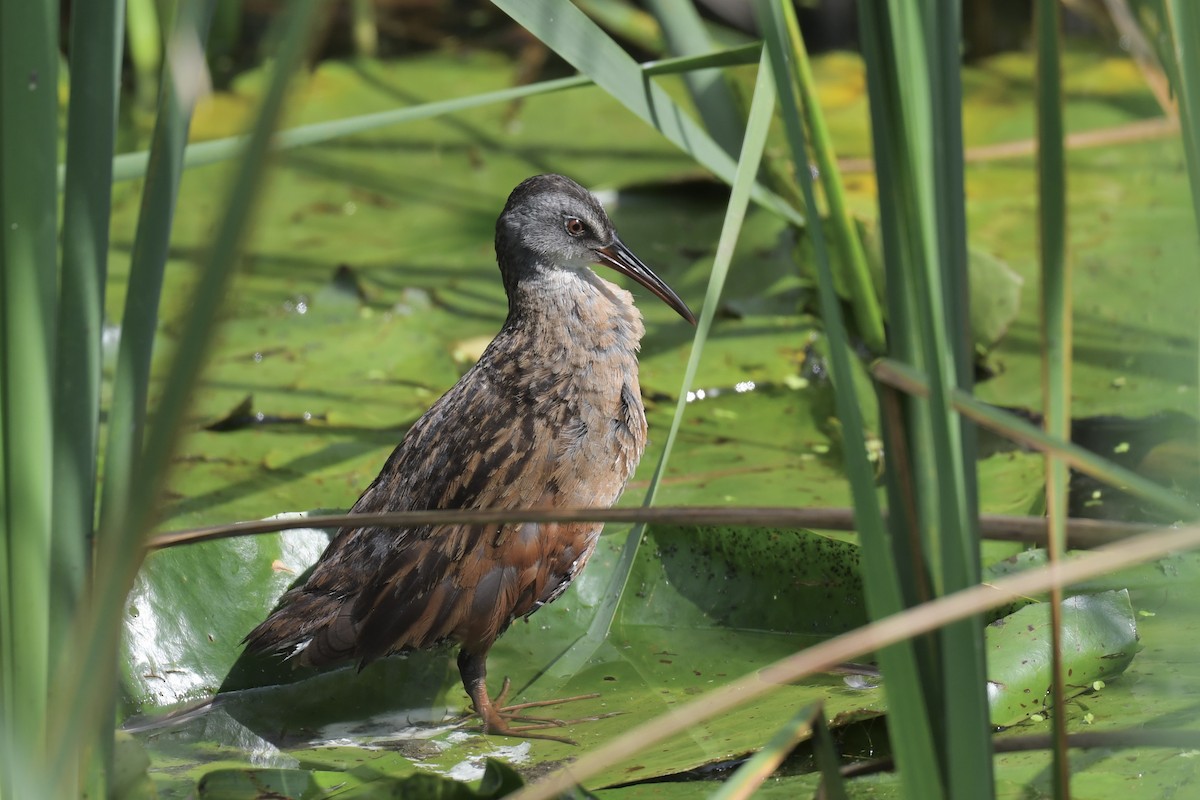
[986,590,1140,728]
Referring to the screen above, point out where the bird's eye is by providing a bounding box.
[564,217,586,237]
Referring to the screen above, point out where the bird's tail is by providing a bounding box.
[242,589,360,667]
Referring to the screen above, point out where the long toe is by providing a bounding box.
[497,691,600,714]
[480,708,578,745]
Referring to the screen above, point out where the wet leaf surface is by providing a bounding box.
[986,590,1140,727]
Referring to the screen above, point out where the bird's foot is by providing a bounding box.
[458,677,620,744]
[479,711,577,745]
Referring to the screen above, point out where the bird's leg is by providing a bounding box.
[457,649,606,744]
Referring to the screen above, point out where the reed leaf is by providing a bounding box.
[97,0,218,549]
[53,0,126,664]
[756,1,943,796]
[811,710,850,800]
[1035,1,1072,796]
[54,0,128,790]
[0,0,59,786]
[711,704,822,800]
[1162,1,1200,235]
[125,0,162,108]
[645,0,746,158]
[777,0,885,354]
[46,2,323,792]
[856,2,994,794]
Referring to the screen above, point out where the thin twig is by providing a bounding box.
[146,506,1151,551]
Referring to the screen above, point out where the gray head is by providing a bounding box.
[495,174,695,324]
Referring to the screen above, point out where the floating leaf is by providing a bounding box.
[986,590,1140,727]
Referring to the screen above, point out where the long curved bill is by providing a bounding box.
[595,239,696,325]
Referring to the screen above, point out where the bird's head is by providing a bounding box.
[496,174,695,324]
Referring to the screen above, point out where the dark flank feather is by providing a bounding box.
[243,174,694,739]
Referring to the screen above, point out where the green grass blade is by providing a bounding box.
[491,0,802,225]
[53,0,126,666]
[811,710,850,800]
[1163,1,1200,237]
[1161,0,1200,445]
[97,0,218,543]
[924,5,974,397]
[108,74,591,184]
[710,705,821,800]
[0,726,49,800]
[855,1,935,613]
[47,0,323,788]
[134,0,321,530]
[646,0,746,157]
[1035,1,1072,796]
[55,0,126,790]
[576,0,665,53]
[1036,0,1067,707]
[756,1,942,796]
[855,2,993,793]
[918,4,993,795]
[0,0,59,782]
[537,48,777,685]
[778,1,886,354]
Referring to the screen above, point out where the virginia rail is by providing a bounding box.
[244,174,695,739]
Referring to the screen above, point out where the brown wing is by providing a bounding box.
[347,359,623,662]
[244,354,635,666]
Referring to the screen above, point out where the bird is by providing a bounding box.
[244,174,695,740]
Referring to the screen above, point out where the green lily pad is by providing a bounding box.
[124,515,336,710]
[629,525,867,633]
[986,590,1140,728]
[985,545,1200,794]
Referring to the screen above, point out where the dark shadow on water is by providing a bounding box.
[213,647,458,747]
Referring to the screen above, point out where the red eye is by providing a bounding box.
[564,217,586,237]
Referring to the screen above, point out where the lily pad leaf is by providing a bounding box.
[123,512,336,711]
[965,245,1024,353]
[986,589,1140,728]
[630,525,868,633]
